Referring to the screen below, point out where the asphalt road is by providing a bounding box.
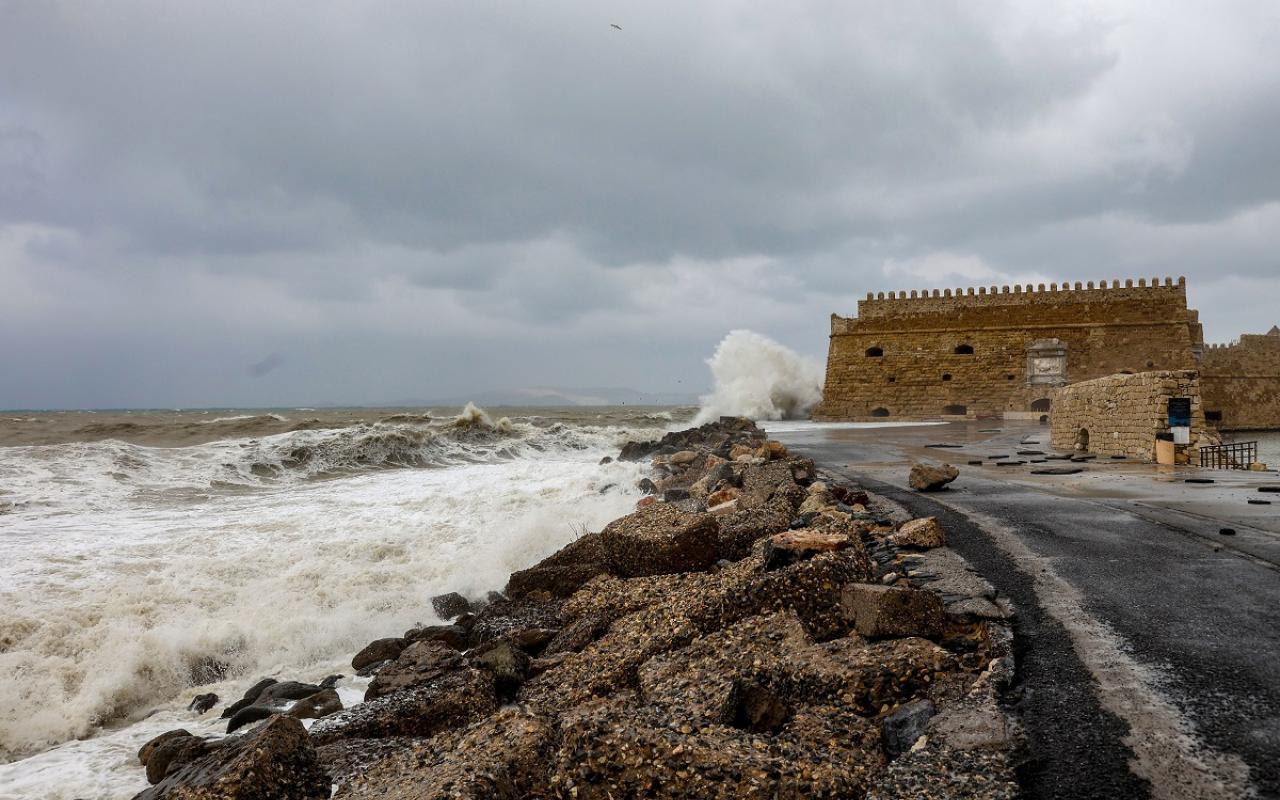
[772,422,1280,800]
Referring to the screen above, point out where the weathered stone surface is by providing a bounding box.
[220,678,277,719]
[430,591,471,620]
[889,517,947,549]
[909,463,959,492]
[365,639,466,701]
[402,623,468,650]
[882,699,935,759]
[134,716,329,800]
[761,530,851,570]
[351,637,409,671]
[505,561,606,599]
[599,503,720,577]
[472,640,531,696]
[329,708,556,800]
[312,668,495,744]
[842,583,945,639]
[287,688,342,721]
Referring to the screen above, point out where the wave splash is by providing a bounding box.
[692,330,823,424]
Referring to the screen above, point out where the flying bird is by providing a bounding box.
[610,23,622,30]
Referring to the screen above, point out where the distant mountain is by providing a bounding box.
[378,387,701,408]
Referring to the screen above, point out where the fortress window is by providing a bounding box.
[1005,374,1015,380]
[887,376,896,383]
[943,404,967,415]
[1206,410,1223,422]
[941,373,952,381]
[954,344,974,355]
[870,407,890,417]
[865,346,884,358]
[1030,398,1051,412]
[1119,370,1135,375]
[1146,361,1155,369]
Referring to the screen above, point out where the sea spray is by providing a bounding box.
[692,330,823,424]
[0,407,652,779]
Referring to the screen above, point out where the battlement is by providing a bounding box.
[848,276,1187,322]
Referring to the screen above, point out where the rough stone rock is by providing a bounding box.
[732,681,792,733]
[714,503,794,561]
[889,517,947,550]
[842,583,945,640]
[471,640,531,697]
[430,591,472,620]
[220,678,277,719]
[729,443,756,460]
[551,696,884,799]
[761,530,851,570]
[226,706,276,734]
[505,561,606,599]
[257,681,323,704]
[866,738,1019,800]
[322,708,555,800]
[757,440,788,460]
[186,693,218,714]
[946,597,1013,622]
[312,668,496,745]
[139,729,193,768]
[135,716,329,800]
[706,486,739,508]
[287,688,343,720]
[909,463,959,492]
[365,639,466,701]
[882,699,935,759]
[669,450,699,465]
[402,623,468,650]
[540,614,609,656]
[830,484,870,507]
[662,487,691,502]
[142,734,219,786]
[351,637,409,671]
[509,626,558,654]
[599,503,720,577]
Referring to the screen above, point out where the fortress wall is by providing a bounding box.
[1200,330,1280,430]
[815,279,1199,420]
[1049,371,1207,462]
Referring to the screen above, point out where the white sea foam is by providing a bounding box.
[692,330,824,424]
[0,409,648,798]
[197,413,289,424]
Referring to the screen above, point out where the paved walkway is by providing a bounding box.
[772,421,1280,800]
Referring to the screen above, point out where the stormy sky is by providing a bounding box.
[2,1,1279,408]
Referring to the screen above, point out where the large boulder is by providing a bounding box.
[506,533,608,599]
[909,463,959,492]
[430,592,472,620]
[366,639,466,701]
[133,716,329,800]
[599,503,720,577]
[351,637,409,671]
[311,668,496,744]
[841,584,945,640]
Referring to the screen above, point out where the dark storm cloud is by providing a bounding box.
[1,0,1279,408]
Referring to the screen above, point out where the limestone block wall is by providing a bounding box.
[1049,371,1207,462]
[815,278,1201,420]
[1201,328,1280,430]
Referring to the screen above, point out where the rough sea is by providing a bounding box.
[0,404,692,799]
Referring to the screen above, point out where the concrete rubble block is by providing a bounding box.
[889,517,947,549]
[599,502,720,577]
[762,530,852,570]
[312,667,496,744]
[909,463,959,491]
[842,583,945,640]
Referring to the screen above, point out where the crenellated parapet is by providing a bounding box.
[849,277,1186,322]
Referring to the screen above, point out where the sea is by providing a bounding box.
[0,404,692,799]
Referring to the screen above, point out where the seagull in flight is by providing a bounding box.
[610,23,622,30]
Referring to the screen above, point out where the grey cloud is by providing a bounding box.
[1,1,1279,407]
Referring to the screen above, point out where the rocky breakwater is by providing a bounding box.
[132,417,1019,799]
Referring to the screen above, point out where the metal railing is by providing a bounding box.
[1199,441,1257,470]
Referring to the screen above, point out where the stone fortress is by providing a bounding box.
[813,277,1280,437]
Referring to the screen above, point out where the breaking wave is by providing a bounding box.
[692,330,824,424]
[0,404,650,781]
[0,404,642,516]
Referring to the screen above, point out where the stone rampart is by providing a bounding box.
[815,277,1201,420]
[1049,371,1207,462]
[1200,328,1280,430]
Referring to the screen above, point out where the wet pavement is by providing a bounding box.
[770,420,1280,800]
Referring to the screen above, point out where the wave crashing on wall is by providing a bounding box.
[693,330,823,424]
